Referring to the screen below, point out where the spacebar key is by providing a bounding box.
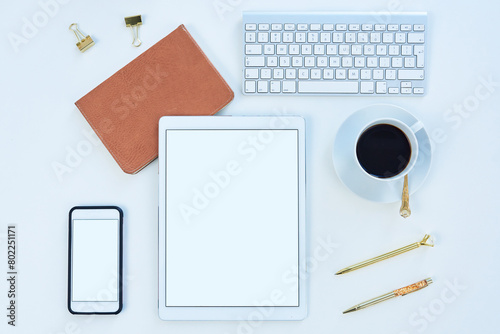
[298,81,359,94]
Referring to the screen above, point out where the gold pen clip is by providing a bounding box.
[69,23,94,52]
[124,15,142,47]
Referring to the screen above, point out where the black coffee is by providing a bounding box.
[356,124,411,178]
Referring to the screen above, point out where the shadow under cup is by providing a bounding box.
[356,121,417,179]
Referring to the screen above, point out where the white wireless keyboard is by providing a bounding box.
[243,12,427,96]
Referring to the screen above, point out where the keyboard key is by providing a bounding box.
[388,24,398,31]
[389,87,399,94]
[245,81,256,93]
[395,33,406,43]
[379,57,390,68]
[245,32,256,43]
[245,69,259,79]
[305,56,315,67]
[358,33,368,43]
[363,45,375,55]
[317,56,328,67]
[258,32,269,43]
[298,69,309,79]
[401,87,412,94]
[339,45,350,55]
[307,32,319,43]
[342,57,353,67]
[277,45,287,55]
[414,45,425,67]
[282,81,296,93]
[284,24,295,31]
[414,24,425,31]
[345,32,356,43]
[389,45,400,55]
[374,24,386,31]
[279,56,290,67]
[323,24,334,31]
[264,44,275,55]
[402,45,412,56]
[333,33,344,43]
[401,81,412,88]
[324,69,334,79]
[373,69,384,80]
[398,69,424,80]
[283,32,293,42]
[285,69,296,79]
[302,45,312,54]
[310,23,321,31]
[401,24,412,31]
[408,33,425,43]
[370,32,381,43]
[289,44,300,55]
[386,70,396,80]
[336,24,347,31]
[320,32,331,43]
[271,24,282,31]
[327,45,338,55]
[314,44,325,54]
[348,69,359,80]
[377,45,387,55]
[361,24,373,31]
[360,69,371,79]
[261,68,271,79]
[351,45,362,55]
[296,32,306,43]
[404,57,415,68]
[376,82,387,93]
[298,81,359,93]
[292,56,303,67]
[267,56,278,67]
[297,24,308,31]
[360,82,374,93]
[354,57,365,67]
[329,56,340,67]
[311,69,321,79]
[245,24,257,31]
[413,87,424,94]
[245,56,265,67]
[257,81,268,93]
[392,57,403,68]
[271,32,281,43]
[349,24,360,31]
[383,33,394,43]
[367,57,378,67]
[246,45,262,55]
[274,67,288,79]
[270,81,281,92]
[335,69,346,79]
[258,24,270,30]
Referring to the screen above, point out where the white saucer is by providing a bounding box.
[332,105,432,203]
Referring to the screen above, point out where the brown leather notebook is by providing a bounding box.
[75,25,234,174]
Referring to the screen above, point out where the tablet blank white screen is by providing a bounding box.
[165,129,299,307]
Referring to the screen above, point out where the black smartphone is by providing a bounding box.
[68,206,123,314]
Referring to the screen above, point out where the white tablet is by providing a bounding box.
[158,116,306,321]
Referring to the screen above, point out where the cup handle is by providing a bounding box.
[410,121,424,134]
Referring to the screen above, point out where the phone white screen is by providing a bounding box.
[72,219,119,302]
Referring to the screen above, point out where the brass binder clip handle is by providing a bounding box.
[69,23,94,52]
[125,15,142,47]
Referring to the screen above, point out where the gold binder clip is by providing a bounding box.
[124,15,142,47]
[69,23,94,52]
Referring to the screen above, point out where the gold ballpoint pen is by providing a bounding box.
[335,234,434,275]
[343,278,433,314]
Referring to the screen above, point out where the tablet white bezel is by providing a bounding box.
[158,116,306,321]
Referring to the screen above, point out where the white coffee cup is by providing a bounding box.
[354,118,424,182]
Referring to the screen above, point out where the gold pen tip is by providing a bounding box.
[342,307,357,314]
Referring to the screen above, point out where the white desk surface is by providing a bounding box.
[1,0,499,333]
